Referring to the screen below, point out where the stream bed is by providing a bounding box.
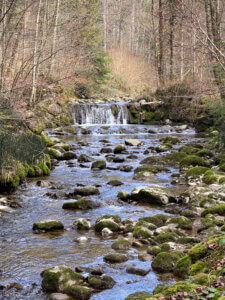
[0,122,200,300]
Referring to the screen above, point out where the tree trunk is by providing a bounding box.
[158,0,164,86]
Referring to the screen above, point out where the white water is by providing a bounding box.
[72,103,129,125]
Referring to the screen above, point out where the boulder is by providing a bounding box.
[126,267,150,276]
[88,275,115,290]
[131,185,171,205]
[91,160,106,170]
[107,179,123,186]
[73,186,100,196]
[63,199,99,210]
[74,218,91,230]
[78,154,92,163]
[33,220,64,232]
[114,144,126,154]
[117,190,130,201]
[125,139,144,147]
[104,253,128,263]
[95,218,119,232]
[111,239,131,250]
[152,251,184,273]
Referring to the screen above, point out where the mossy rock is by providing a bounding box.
[178,145,199,155]
[139,214,168,227]
[219,177,225,184]
[62,199,98,210]
[159,281,199,297]
[160,243,171,252]
[63,285,92,299]
[133,225,153,239]
[154,232,176,244]
[221,224,225,231]
[46,147,62,159]
[104,253,128,263]
[96,215,121,223]
[114,144,126,154]
[159,136,180,145]
[38,162,50,176]
[152,251,184,273]
[153,283,167,295]
[125,291,152,300]
[74,218,91,230]
[147,246,161,256]
[177,237,200,245]
[33,220,64,232]
[173,255,191,278]
[135,220,156,230]
[180,155,208,168]
[131,185,170,206]
[53,142,70,151]
[95,218,120,232]
[41,265,84,292]
[201,203,225,217]
[190,260,209,275]
[73,186,100,196]
[192,273,210,285]
[88,275,115,290]
[196,149,214,158]
[168,216,192,230]
[185,166,209,178]
[220,163,225,172]
[155,143,173,153]
[111,239,131,250]
[91,160,106,170]
[202,170,217,185]
[134,165,168,175]
[27,167,36,177]
[188,242,212,263]
[199,198,216,208]
[164,152,187,165]
[60,151,77,161]
[41,132,56,147]
[117,190,130,201]
[107,179,123,186]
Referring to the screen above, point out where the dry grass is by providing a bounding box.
[109,47,157,94]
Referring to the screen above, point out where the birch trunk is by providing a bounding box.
[49,0,60,75]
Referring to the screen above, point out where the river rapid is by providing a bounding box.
[0,103,201,299]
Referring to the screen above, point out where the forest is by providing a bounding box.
[0,1,225,300]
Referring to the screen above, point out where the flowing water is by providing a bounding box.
[0,102,200,299]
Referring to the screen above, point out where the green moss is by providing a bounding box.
[139,214,168,227]
[219,177,225,184]
[114,144,126,154]
[154,232,176,244]
[133,225,152,239]
[160,243,171,252]
[202,170,217,184]
[188,242,212,263]
[152,251,184,273]
[62,198,92,210]
[177,237,200,245]
[63,285,92,298]
[169,216,192,230]
[27,167,36,177]
[134,165,167,174]
[46,147,62,159]
[200,198,216,208]
[173,255,191,278]
[201,203,225,217]
[221,224,225,231]
[88,276,102,289]
[91,160,106,169]
[190,261,209,275]
[162,282,199,297]
[160,136,180,145]
[185,166,209,178]
[135,220,156,230]
[140,156,162,165]
[180,155,208,168]
[38,163,50,176]
[196,149,214,158]
[179,145,199,155]
[164,152,187,164]
[111,239,130,250]
[147,246,161,256]
[96,215,121,223]
[95,219,119,232]
[125,291,152,300]
[193,273,209,285]
[153,284,167,295]
[33,220,64,231]
[41,132,55,147]
[220,163,225,172]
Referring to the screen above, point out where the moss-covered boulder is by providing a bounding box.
[134,165,168,179]
[168,216,192,230]
[125,291,152,300]
[78,154,92,163]
[147,246,161,256]
[133,225,153,239]
[188,242,212,263]
[46,147,63,160]
[63,285,92,300]
[152,251,184,273]
[104,253,128,263]
[185,166,209,178]
[160,136,180,145]
[91,160,106,170]
[107,179,123,186]
[202,170,217,184]
[53,142,71,151]
[131,185,171,205]
[125,139,144,146]
[196,149,213,158]
[114,144,126,154]
[41,265,84,293]
[173,255,191,278]
[153,232,177,244]
[63,199,99,210]
[95,215,121,232]
[88,275,115,290]
[201,203,225,217]
[155,143,173,153]
[73,218,91,230]
[180,155,208,168]
[139,214,168,227]
[111,239,131,250]
[33,220,64,232]
[73,186,100,196]
[117,190,130,201]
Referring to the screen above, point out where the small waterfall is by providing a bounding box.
[72,102,129,125]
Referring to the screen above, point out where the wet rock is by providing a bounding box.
[104,253,128,263]
[155,223,178,235]
[155,143,173,153]
[74,237,88,243]
[125,291,152,300]
[107,179,123,186]
[126,266,150,276]
[88,275,115,290]
[113,156,125,163]
[111,239,131,250]
[119,165,133,172]
[114,144,126,154]
[95,215,120,232]
[60,151,77,161]
[101,228,113,237]
[49,293,72,300]
[91,160,106,170]
[125,139,144,147]
[138,253,152,261]
[131,185,171,205]
[46,147,63,160]
[53,142,71,151]
[73,186,100,196]
[41,265,84,292]
[127,154,138,159]
[168,216,192,230]
[63,199,100,210]
[159,136,181,145]
[81,126,91,135]
[117,190,130,201]
[33,220,64,232]
[132,240,143,248]
[78,154,92,163]
[89,267,104,276]
[100,148,113,153]
[133,225,153,239]
[73,218,91,230]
